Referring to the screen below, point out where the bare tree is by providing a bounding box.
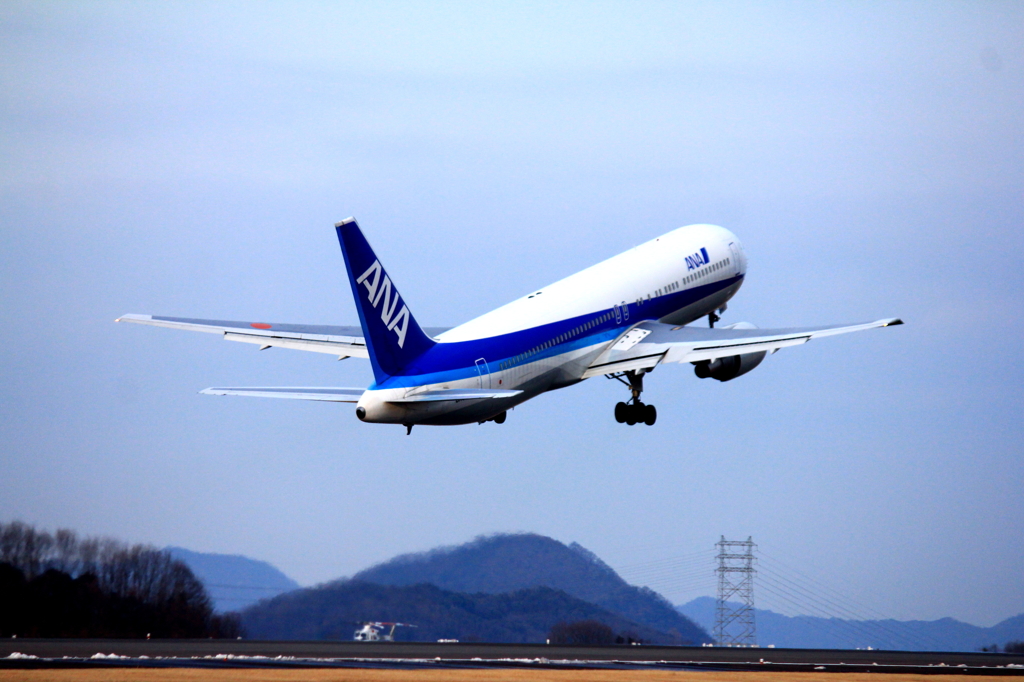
[53,528,79,575]
[0,521,221,638]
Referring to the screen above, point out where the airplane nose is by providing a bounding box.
[356,406,366,420]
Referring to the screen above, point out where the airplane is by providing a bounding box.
[353,621,416,641]
[118,219,902,433]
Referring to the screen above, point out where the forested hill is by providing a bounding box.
[241,581,668,643]
[353,533,708,644]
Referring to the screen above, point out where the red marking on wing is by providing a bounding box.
[250,323,272,329]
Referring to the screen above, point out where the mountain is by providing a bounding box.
[353,533,708,644]
[167,547,300,613]
[678,597,1024,652]
[241,581,669,643]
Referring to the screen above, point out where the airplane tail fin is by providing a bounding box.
[336,218,435,383]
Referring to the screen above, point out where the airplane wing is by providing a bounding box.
[582,318,903,378]
[117,314,369,359]
[200,387,365,402]
[118,314,449,360]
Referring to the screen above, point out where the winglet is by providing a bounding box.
[116,313,151,324]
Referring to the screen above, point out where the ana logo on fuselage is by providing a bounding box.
[355,260,411,348]
[685,247,710,271]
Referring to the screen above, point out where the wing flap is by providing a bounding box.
[223,332,368,358]
[581,352,667,379]
[664,334,812,363]
[200,387,365,402]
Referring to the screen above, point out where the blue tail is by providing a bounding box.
[336,218,435,383]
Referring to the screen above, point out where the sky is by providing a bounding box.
[1,1,1022,628]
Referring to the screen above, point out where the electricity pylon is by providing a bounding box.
[714,536,756,646]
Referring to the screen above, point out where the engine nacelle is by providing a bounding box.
[692,322,766,382]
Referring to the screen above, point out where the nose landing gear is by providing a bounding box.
[609,369,657,426]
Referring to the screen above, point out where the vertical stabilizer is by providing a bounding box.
[336,219,435,383]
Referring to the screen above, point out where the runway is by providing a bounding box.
[2,640,1023,675]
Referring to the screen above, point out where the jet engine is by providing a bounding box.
[692,322,766,382]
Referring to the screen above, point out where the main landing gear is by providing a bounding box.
[610,369,657,426]
[615,400,656,426]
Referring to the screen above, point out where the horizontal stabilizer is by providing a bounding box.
[200,387,365,402]
[387,388,522,403]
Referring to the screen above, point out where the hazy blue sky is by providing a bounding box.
[2,1,1022,627]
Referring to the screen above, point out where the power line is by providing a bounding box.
[753,558,945,650]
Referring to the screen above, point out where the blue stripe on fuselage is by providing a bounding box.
[369,274,743,389]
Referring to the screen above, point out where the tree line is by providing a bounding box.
[548,619,645,645]
[981,641,1024,654]
[0,521,240,638]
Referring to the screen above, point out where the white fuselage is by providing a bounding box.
[356,224,746,425]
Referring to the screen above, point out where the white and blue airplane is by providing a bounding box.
[118,219,901,433]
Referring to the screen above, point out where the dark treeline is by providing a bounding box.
[981,641,1024,654]
[0,521,241,638]
[548,619,616,645]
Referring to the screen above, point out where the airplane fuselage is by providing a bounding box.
[356,224,746,425]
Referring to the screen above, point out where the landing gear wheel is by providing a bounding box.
[625,404,638,425]
[643,404,657,426]
[493,411,507,424]
[614,402,628,423]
